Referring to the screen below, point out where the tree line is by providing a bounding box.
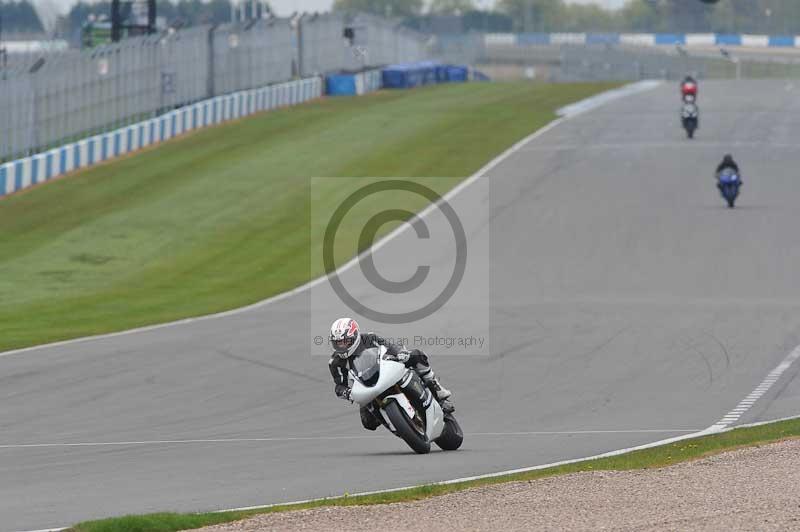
[338,0,800,35]
[3,0,800,37]
[0,1,43,33]
[1,0,255,37]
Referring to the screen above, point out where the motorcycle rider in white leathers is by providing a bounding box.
[327,318,454,430]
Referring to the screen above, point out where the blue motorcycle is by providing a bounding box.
[716,168,741,208]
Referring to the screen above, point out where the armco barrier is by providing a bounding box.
[485,32,800,48]
[0,77,323,198]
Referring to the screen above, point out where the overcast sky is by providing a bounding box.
[42,0,626,18]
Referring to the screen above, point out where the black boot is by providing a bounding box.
[423,375,455,413]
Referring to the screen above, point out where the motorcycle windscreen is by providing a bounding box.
[351,348,381,385]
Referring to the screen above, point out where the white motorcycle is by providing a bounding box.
[349,346,463,454]
[681,102,699,139]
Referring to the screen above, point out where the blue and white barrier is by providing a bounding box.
[325,69,382,96]
[381,62,470,90]
[324,63,472,96]
[356,69,382,94]
[0,77,324,198]
[486,32,800,48]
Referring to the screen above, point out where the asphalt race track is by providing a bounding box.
[3,80,800,531]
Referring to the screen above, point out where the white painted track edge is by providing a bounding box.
[15,414,800,532]
[210,412,800,514]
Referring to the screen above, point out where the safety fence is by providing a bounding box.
[298,13,427,75]
[431,32,800,82]
[557,45,711,82]
[0,13,428,162]
[1,53,482,198]
[0,77,322,197]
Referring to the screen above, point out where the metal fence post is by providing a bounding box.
[297,15,305,78]
[28,58,46,155]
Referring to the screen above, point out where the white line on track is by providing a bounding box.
[16,417,799,532]
[0,430,700,450]
[470,429,699,436]
[555,80,661,117]
[212,415,800,516]
[707,344,800,432]
[15,342,785,531]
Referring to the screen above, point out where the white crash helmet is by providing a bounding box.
[330,317,361,359]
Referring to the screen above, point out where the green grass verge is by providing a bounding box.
[68,417,800,532]
[0,82,617,352]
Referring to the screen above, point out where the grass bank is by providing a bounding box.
[0,82,616,352]
[68,417,800,532]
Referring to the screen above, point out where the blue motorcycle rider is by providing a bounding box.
[716,154,739,175]
[716,154,741,189]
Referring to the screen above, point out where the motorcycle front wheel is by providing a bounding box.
[722,184,738,208]
[435,413,464,451]
[384,400,431,454]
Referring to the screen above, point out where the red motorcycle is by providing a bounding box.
[681,78,698,102]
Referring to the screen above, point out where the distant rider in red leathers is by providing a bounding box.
[681,75,698,101]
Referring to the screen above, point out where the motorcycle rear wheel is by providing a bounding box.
[384,400,430,454]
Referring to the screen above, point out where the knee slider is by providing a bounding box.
[399,370,430,407]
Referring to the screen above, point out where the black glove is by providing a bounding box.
[384,350,410,363]
[335,384,351,401]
